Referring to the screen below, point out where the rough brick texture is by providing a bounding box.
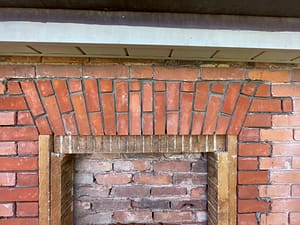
[0,59,299,224]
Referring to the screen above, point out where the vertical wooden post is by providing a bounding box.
[227,135,237,225]
[39,135,53,225]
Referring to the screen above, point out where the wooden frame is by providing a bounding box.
[39,135,237,225]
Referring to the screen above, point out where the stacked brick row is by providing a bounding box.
[74,156,207,224]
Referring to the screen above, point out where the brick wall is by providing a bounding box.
[74,155,207,224]
[0,57,299,224]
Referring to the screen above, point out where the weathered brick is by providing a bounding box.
[154,211,193,223]
[250,99,281,112]
[261,212,288,225]
[238,157,258,170]
[180,93,193,134]
[238,185,258,199]
[0,142,16,155]
[76,212,112,225]
[272,199,300,211]
[216,115,230,134]
[76,158,112,173]
[261,129,293,142]
[171,199,206,210]
[167,82,180,110]
[21,81,45,116]
[0,127,38,141]
[0,188,38,201]
[181,82,194,92]
[117,114,128,135]
[0,173,16,186]
[75,186,110,199]
[0,203,14,217]
[154,66,198,81]
[290,212,300,224]
[241,83,256,96]
[273,144,300,156]
[89,113,103,135]
[292,156,300,169]
[282,99,293,112]
[151,187,187,197]
[222,83,241,114]
[115,81,128,112]
[155,81,165,91]
[212,83,226,94]
[17,141,38,155]
[93,199,131,210]
[244,114,271,127]
[72,94,90,135]
[270,171,300,183]
[74,173,93,185]
[0,81,5,94]
[37,80,53,96]
[7,81,22,94]
[272,84,300,97]
[0,96,27,110]
[112,186,150,198]
[62,114,78,135]
[191,160,207,172]
[36,117,52,135]
[203,95,222,134]
[154,92,165,135]
[84,65,129,78]
[0,65,35,78]
[134,174,172,185]
[95,174,132,185]
[17,112,33,125]
[101,93,116,135]
[99,80,113,92]
[191,112,204,135]
[68,79,82,92]
[153,161,190,172]
[84,79,100,112]
[259,185,290,198]
[0,112,16,125]
[142,82,153,112]
[0,218,38,225]
[17,172,38,187]
[239,128,259,141]
[238,199,270,213]
[43,96,65,135]
[256,84,271,97]
[0,157,37,171]
[130,80,140,91]
[238,171,268,184]
[130,92,141,135]
[202,67,245,80]
[132,199,169,209]
[167,112,179,135]
[52,80,72,113]
[37,64,82,77]
[114,160,149,171]
[238,213,257,225]
[239,143,271,157]
[194,83,209,111]
[260,157,291,169]
[113,210,152,223]
[174,174,207,185]
[131,65,153,78]
[292,184,300,196]
[16,202,38,216]
[248,70,290,82]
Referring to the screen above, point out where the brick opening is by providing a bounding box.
[39,135,237,225]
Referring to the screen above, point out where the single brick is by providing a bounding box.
[222,83,241,114]
[191,112,204,135]
[84,65,129,78]
[52,80,73,113]
[261,129,293,142]
[112,186,150,198]
[0,112,16,125]
[37,64,82,77]
[130,92,141,135]
[238,185,258,199]
[174,174,207,185]
[68,79,82,92]
[89,113,103,135]
[134,173,172,185]
[84,79,100,112]
[154,211,193,223]
[37,80,53,96]
[167,112,179,135]
[143,82,153,112]
[113,210,152,223]
[17,142,38,155]
[72,94,91,135]
[0,173,16,186]
[101,93,116,135]
[180,92,193,134]
[0,96,27,110]
[0,188,38,202]
[238,199,270,213]
[17,172,38,187]
[36,117,52,135]
[238,171,268,184]
[62,114,78,135]
[194,83,209,111]
[250,99,281,112]
[248,70,290,82]
[0,157,37,171]
[154,92,166,135]
[0,203,14,217]
[153,161,190,172]
[171,199,206,210]
[0,127,38,141]
[95,174,132,185]
[0,142,16,155]
[244,114,271,127]
[203,95,222,134]
[132,199,169,209]
[202,67,245,80]
[154,66,198,81]
[17,112,33,125]
[143,113,153,135]
[151,187,187,196]
[7,81,22,94]
[131,65,153,78]
[16,202,38,216]
[115,81,128,112]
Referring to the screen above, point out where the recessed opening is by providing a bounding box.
[39,135,237,225]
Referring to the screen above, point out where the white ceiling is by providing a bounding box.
[1,43,300,63]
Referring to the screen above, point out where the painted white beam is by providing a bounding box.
[1,21,300,50]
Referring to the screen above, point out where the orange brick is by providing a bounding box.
[37,64,82,77]
[203,95,222,134]
[84,80,100,112]
[154,81,165,91]
[294,129,300,140]
[17,112,33,125]
[272,115,300,127]
[115,81,128,112]
[131,65,153,79]
[293,99,300,112]
[99,80,113,92]
[244,114,271,127]
[238,157,258,170]
[134,173,172,185]
[222,83,241,114]
[194,83,209,111]
[84,65,129,78]
[250,99,281,112]
[260,129,293,142]
[239,143,271,156]
[154,211,193,223]
[241,83,256,96]
[37,80,53,96]
[239,128,259,142]
[282,99,293,112]
[43,96,65,135]
[154,66,198,81]
[181,82,194,92]
[89,113,103,135]
[117,114,128,135]
[180,93,193,135]
[101,93,116,135]
[248,70,290,82]
[130,92,141,135]
[0,127,38,141]
[202,67,245,80]
[260,157,291,169]
[238,213,257,225]
[0,188,38,202]
[212,83,226,94]
[259,185,290,198]
[0,142,16,155]
[191,112,204,135]
[72,94,90,135]
[62,114,78,135]
[238,185,258,199]
[16,202,38,216]
[256,84,271,97]
[215,115,230,134]
[7,81,22,94]
[272,84,300,97]
[52,80,72,113]
[228,95,251,135]
[0,96,27,110]
[167,112,178,135]
[154,92,165,135]
[238,171,268,184]
[271,171,300,183]
[238,199,270,213]
[130,81,140,91]
[167,82,179,110]
[0,81,5,94]
[35,117,52,135]
[0,112,16,125]
[143,82,153,112]
[0,173,16,186]
[153,161,190,172]
[0,157,37,171]
[68,79,82,92]
[143,113,153,135]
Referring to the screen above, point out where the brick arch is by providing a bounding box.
[3,78,288,138]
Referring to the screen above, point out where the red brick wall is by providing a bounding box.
[74,155,207,224]
[0,57,299,224]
